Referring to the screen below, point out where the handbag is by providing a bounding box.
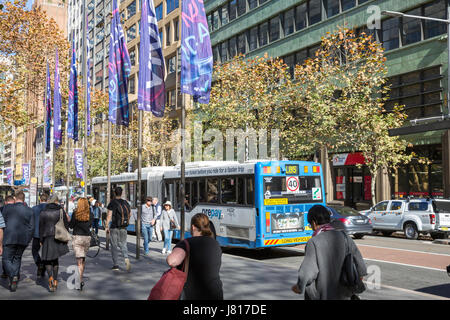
[54,209,71,243]
[340,231,365,293]
[169,219,177,230]
[87,229,100,258]
[148,239,190,300]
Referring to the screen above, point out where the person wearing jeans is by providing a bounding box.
[141,197,156,256]
[160,201,179,254]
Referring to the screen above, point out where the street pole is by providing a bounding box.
[51,126,55,195]
[136,109,143,259]
[82,0,88,197]
[180,92,185,240]
[106,120,112,250]
[66,124,70,215]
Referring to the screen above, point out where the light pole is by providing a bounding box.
[382,9,450,120]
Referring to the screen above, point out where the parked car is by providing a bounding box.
[360,198,450,240]
[326,205,373,239]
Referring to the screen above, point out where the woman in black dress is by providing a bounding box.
[166,213,223,300]
[39,194,69,292]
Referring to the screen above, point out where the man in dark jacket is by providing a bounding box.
[2,191,34,292]
[1,195,15,279]
[31,193,48,279]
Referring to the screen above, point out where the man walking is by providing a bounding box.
[105,187,131,271]
[152,197,163,242]
[31,193,48,279]
[1,195,15,279]
[0,209,5,256]
[141,197,155,256]
[2,191,34,292]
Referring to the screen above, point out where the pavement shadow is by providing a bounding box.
[416,283,450,299]
[223,247,305,261]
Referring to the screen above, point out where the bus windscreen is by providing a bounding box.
[263,176,322,204]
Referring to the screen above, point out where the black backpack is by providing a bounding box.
[340,231,362,290]
[113,199,130,228]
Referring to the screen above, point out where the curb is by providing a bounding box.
[432,239,450,245]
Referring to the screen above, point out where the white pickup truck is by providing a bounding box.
[360,199,450,240]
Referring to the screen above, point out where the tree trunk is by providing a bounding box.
[371,172,377,207]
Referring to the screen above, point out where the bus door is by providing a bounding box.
[258,162,324,247]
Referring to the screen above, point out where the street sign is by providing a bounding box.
[286,176,299,193]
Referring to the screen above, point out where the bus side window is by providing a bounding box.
[199,179,206,203]
[221,177,237,204]
[191,180,199,208]
[175,181,181,210]
[207,178,219,203]
[185,181,192,211]
[237,177,245,205]
[246,177,254,205]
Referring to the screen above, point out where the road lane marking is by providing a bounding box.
[364,258,447,272]
[363,281,450,300]
[356,244,450,257]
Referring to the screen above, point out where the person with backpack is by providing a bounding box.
[292,205,367,300]
[105,187,131,271]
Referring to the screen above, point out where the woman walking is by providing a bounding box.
[91,200,101,235]
[68,198,93,290]
[160,201,179,254]
[39,194,70,292]
[166,213,223,300]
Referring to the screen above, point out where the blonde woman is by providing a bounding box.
[68,197,93,290]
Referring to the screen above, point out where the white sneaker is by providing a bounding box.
[167,250,172,254]
[162,248,166,254]
[125,258,131,271]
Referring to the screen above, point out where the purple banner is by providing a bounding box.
[43,159,51,184]
[74,148,84,179]
[180,0,213,104]
[53,49,62,149]
[45,61,52,153]
[68,37,79,141]
[22,163,30,185]
[108,0,132,126]
[138,0,165,117]
[5,168,12,186]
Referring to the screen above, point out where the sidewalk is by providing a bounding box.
[0,230,445,300]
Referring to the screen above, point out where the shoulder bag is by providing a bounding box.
[55,209,71,243]
[148,239,190,300]
[340,231,365,294]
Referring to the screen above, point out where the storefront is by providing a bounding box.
[391,144,443,199]
[332,152,371,207]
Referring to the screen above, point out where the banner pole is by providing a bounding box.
[136,109,142,259]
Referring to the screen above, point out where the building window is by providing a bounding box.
[237,0,246,17]
[382,17,400,51]
[159,29,163,47]
[269,16,280,43]
[324,0,340,18]
[229,36,237,58]
[127,0,136,19]
[174,19,179,41]
[424,0,447,40]
[129,48,136,66]
[128,75,135,94]
[295,2,307,31]
[402,7,422,46]
[259,21,268,47]
[284,54,295,78]
[308,0,322,25]
[166,24,171,46]
[127,24,136,43]
[166,0,179,15]
[237,33,246,54]
[221,5,229,26]
[248,0,258,10]
[212,10,220,30]
[155,3,163,21]
[248,26,258,51]
[284,8,295,36]
[220,41,228,62]
[341,0,356,11]
[229,0,237,21]
[168,56,176,74]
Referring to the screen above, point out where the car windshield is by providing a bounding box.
[330,206,360,217]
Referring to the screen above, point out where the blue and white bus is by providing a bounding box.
[92,160,325,248]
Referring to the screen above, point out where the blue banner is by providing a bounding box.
[45,61,52,153]
[138,0,165,117]
[108,0,131,126]
[68,38,79,141]
[180,0,213,104]
[22,163,30,186]
[5,168,12,186]
[53,49,62,149]
[86,12,91,137]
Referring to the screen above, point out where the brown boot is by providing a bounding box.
[53,279,58,291]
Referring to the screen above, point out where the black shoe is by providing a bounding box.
[80,282,84,291]
[111,265,119,271]
[37,265,44,278]
[10,277,18,292]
